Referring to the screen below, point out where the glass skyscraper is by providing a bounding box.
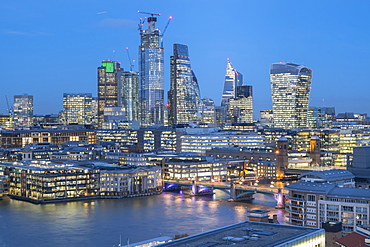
[270,62,312,129]
[221,59,243,106]
[97,60,121,127]
[118,71,139,122]
[138,16,164,126]
[62,93,93,125]
[13,94,33,128]
[168,44,201,126]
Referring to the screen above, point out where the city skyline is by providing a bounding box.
[2,1,370,117]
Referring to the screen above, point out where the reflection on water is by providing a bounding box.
[0,192,287,247]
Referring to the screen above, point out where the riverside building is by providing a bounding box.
[285,169,370,233]
[0,160,161,203]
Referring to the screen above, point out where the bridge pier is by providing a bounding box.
[274,188,285,209]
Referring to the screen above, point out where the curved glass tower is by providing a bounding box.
[139,16,164,126]
[221,59,243,106]
[270,62,312,129]
[168,44,201,125]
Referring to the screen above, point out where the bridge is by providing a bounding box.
[163,180,286,208]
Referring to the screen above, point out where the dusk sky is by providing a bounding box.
[1,1,370,118]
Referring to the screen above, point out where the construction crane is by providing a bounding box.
[160,16,172,47]
[137,11,161,17]
[5,96,14,127]
[125,47,135,71]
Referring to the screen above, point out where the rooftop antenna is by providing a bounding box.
[125,47,135,71]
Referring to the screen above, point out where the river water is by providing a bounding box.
[0,191,287,247]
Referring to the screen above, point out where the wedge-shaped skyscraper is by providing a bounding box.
[168,44,201,126]
[221,59,243,106]
[270,62,312,129]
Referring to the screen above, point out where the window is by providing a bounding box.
[307,194,316,202]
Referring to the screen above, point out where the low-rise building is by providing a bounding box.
[0,160,161,203]
[285,169,370,232]
[156,220,325,247]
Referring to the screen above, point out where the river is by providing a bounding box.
[0,190,287,247]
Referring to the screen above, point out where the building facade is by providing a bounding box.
[62,93,93,125]
[228,85,253,123]
[221,59,243,106]
[168,44,201,126]
[270,62,312,129]
[97,60,121,127]
[199,98,216,127]
[118,71,139,122]
[13,94,33,128]
[139,15,165,126]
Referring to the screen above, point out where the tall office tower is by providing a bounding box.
[168,44,201,126]
[228,85,253,123]
[220,59,243,106]
[199,98,216,127]
[270,62,312,129]
[97,60,122,127]
[63,93,93,125]
[138,15,164,126]
[118,71,139,122]
[13,94,33,127]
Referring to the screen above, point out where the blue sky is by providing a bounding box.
[1,1,370,118]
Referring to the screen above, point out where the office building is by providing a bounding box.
[139,15,165,126]
[168,44,201,126]
[0,160,162,202]
[221,59,243,106]
[270,62,312,129]
[62,93,93,125]
[307,106,336,128]
[199,98,216,127]
[0,129,96,148]
[260,110,273,127]
[118,71,139,122]
[228,85,253,123]
[179,130,265,154]
[97,60,121,127]
[221,60,243,124]
[13,94,33,128]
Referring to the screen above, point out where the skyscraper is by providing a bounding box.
[118,71,139,122]
[228,85,253,123]
[138,15,164,126]
[97,60,121,127]
[270,62,312,129]
[168,44,201,126]
[221,59,243,106]
[199,98,216,127]
[13,94,33,127]
[62,93,93,125]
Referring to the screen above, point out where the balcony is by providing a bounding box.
[287,220,304,226]
[286,202,305,208]
[286,208,305,214]
[286,196,305,202]
[286,215,305,221]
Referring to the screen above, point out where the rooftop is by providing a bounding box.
[157,221,323,247]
